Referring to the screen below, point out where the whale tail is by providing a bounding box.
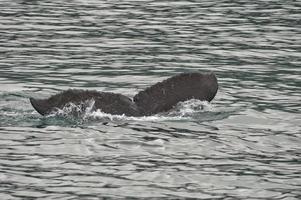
[134,72,218,115]
[30,72,218,116]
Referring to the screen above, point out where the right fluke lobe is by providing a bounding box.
[133,72,218,115]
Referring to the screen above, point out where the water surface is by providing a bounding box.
[0,0,300,199]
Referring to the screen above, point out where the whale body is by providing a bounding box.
[30,72,218,116]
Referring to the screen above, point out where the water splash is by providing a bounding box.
[0,93,227,126]
[82,99,214,122]
[167,99,213,117]
[48,99,96,118]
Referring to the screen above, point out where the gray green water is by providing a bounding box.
[0,0,300,199]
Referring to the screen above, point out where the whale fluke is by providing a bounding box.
[30,72,218,117]
[133,72,218,115]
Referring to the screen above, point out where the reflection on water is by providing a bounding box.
[0,0,300,199]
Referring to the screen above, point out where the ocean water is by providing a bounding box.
[0,0,300,199]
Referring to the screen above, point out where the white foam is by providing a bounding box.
[47,99,213,122]
[85,99,213,122]
[48,99,95,117]
[168,99,213,117]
